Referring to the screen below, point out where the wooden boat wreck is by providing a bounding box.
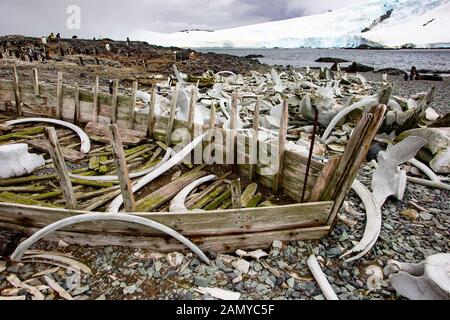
[0,67,386,254]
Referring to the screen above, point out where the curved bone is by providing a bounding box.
[407,176,450,190]
[307,254,339,300]
[407,158,441,183]
[4,118,91,154]
[69,148,172,182]
[10,213,211,265]
[108,133,207,213]
[169,175,217,212]
[340,180,382,263]
[321,95,378,141]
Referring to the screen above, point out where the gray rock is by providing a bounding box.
[287,277,295,288]
[194,276,209,287]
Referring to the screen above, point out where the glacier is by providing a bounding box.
[131,0,450,49]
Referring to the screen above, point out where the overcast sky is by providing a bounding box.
[0,0,365,39]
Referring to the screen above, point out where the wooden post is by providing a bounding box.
[165,84,179,145]
[32,68,39,96]
[74,83,80,126]
[324,105,387,226]
[228,92,238,170]
[147,85,157,138]
[12,66,22,116]
[108,124,136,212]
[207,101,217,142]
[249,97,261,181]
[272,100,289,194]
[56,71,63,119]
[92,76,99,123]
[130,81,138,129]
[43,127,77,210]
[187,86,197,136]
[230,179,242,209]
[111,79,119,124]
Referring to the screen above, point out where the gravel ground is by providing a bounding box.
[364,72,450,116]
[1,162,448,301]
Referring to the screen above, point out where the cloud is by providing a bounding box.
[0,0,366,38]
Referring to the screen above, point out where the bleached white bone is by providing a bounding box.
[4,118,91,153]
[387,254,450,300]
[321,95,379,141]
[372,136,427,206]
[10,213,211,265]
[169,175,217,212]
[307,254,339,300]
[0,144,45,179]
[340,180,382,263]
[407,158,441,183]
[107,134,207,213]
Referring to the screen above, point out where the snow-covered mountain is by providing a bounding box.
[132,0,450,48]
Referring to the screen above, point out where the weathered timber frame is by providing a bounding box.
[0,69,385,252]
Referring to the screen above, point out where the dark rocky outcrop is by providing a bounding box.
[376,68,407,76]
[315,57,348,63]
[344,62,375,73]
[244,54,264,59]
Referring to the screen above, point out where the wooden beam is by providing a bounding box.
[187,86,197,136]
[272,100,289,194]
[147,85,156,138]
[43,127,77,210]
[110,79,119,124]
[249,97,261,181]
[130,81,138,129]
[165,85,179,145]
[12,65,22,116]
[325,105,387,226]
[308,157,341,203]
[228,92,238,170]
[74,83,80,126]
[92,76,99,123]
[32,68,39,96]
[56,71,63,119]
[207,101,216,142]
[230,179,242,209]
[107,124,136,212]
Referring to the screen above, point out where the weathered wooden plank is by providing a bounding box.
[187,86,197,136]
[32,68,39,96]
[308,157,341,203]
[165,85,179,145]
[130,81,138,129]
[25,139,84,162]
[326,105,387,226]
[43,127,77,209]
[56,72,63,119]
[249,97,260,181]
[84,122,146,145]
[230,179,242,209]
[273,100,289,193]
[0,201,333,237]
[108,124,135,212]
[135,170,208,212]
[111,79,119,124]
[12,66,22,116]
[0,221,330,253]
[147,85,156,138]
[74,83,80,125]
[92,76,99,123]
